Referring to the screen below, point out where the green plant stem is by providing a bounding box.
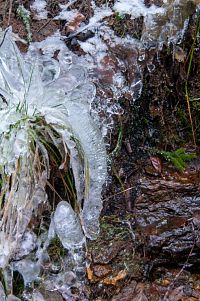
[185,14,200,146]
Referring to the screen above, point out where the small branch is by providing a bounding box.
[163,243,195,301]
[7,0,13,25]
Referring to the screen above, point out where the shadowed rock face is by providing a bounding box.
[0,1,199,300]
[134,175,200,261]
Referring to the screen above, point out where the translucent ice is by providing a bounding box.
[14,231,37,260]
[0,27,107,268]
[12,259,40,285]
[53,201,84,249]
[7,295,22,301]
[0,282,6,301]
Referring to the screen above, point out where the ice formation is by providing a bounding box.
[75,0,196,106]
[12,259,40,285]
[0,282,6,301]
[53,201,85,248]
[31,0,48,20]
[0,0,198,299]
[0,27,107,270]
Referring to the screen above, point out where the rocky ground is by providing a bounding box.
[0,1,200,300]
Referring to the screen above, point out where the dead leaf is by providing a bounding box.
[102,270,127,285]
[86,264,94,281]
[150,156,162,173]
[174,46,186,62]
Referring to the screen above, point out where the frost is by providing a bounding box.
[114,0,165,19]
[54,5,78,21]
[31,0,48,20]
[68,5,113,37]
[114,0,194,47]
[0,1,196,296]
[0,28,107,268]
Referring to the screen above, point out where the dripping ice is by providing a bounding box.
[0,27,107,271]
[0,0,197,299]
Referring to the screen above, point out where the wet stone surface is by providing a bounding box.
[0,0,200,300]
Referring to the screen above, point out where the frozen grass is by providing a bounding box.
[0,28,107,267]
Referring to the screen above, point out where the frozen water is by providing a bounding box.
[53,201,85,249]
[54,6,78,21]
[32,291,46,301]
[0,0,197,298]
[0,282,6,301]
[31,0,47,20]
[12,259,40,285]
[7,295,22,301]
[66,5,112,37]
[14,231,37,260]
[0,27,107,269]
[114,0,165,19]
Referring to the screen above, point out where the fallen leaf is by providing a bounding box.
[86,264,94,281]
[102,270,127,285]
[174,46,186,62]
[150,156,162,173]
[66,13,85,33]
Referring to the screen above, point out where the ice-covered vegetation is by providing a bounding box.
[0,27,107,270]
[0,0,198,299]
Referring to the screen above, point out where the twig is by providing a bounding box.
[103,186,135,201]
[7,0,13,25]
[37,19,52,33]
[163,243,195,301]
[46,180,63,202]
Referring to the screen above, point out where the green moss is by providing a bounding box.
[47,236,67,261]
[115,12,125,21]
[100,215,130,241]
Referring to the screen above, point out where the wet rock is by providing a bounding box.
[102,270,127,285]
[111,281,148,301]
[92,241,125,264]
[93,264,112,278]
[135,177,200,262]
[164,285,200,301]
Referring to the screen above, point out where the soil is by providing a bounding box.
[0,1,200,301]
